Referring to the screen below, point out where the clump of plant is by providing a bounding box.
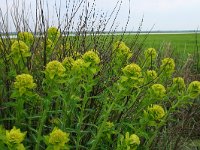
[0,126,26,150]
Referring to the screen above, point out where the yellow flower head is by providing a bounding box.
[18,32,34,46]
[10,40,30,64]
[144,48,157,60]
[62,56,75,70]
[146,104,165,120]
[113,41,132,58]
[11,40,29,55]
[14,74,36,95]
[71,58,86,73]
[146,70,157,81]
[122,63,142,77]
[48,27,60,42]
[187,81,200,99]
[47,127,69,147]
[125,132,140,146]
[45,60,66,79]
[150,84,166,99]
[82,50,100,65]
[160,58,175,75]
[6,126,26,144]
[172,77,186,91]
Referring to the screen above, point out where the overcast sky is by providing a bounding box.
[92,0,200,31]
[1,0,200,31]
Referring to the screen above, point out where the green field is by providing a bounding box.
[119,33,200,67]
[125,33,200,52]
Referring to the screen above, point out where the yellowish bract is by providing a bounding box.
[160,58,175,75]
[125,132,140,146]
[14,74,36,95]
[82,50,100,65]
[6,126,26,144]
[62,56,75,70]
[10,40,30,64]
[11,40,29,55]
[47,127,70,148]
[71,58,86,73]
[18,32,34,47]
[147,104,165,120]
[187,81,200,99]
[45,60,66,79]
[129,134,140,145]
[122,63,142,77]
[144,48,157,60]
[113,41,132,59]
[146,70,157,81]
[105,121,114,129]
[172,77,186,91]
[150,84,166,99]
[48,27,60,42]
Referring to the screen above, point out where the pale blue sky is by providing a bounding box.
[1,0,200,31]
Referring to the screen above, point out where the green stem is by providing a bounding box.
[35,98,49,150]
[16,97,24,126]
[76,92,88,150]
[90,101,115,150]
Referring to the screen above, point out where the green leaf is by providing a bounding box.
[90,67,97,74]
[44,136,50,145]
[120,76,128,82]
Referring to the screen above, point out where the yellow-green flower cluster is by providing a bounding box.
[113,41,132,59]
[187,81,200,99]
[146,104,165,121]
[14,74,36,95]
[146,70,157,82]
[82,50,100,66]
[18,32,34,47]
[6,126,26,144]
[5,126,26,149]
[144,48,157,60]
[172,77,186,91]
[122,63,142,78]
[160,58,175,75]
[125,132,140,149]
[11,41,29,55]
[45,127,69,149]
[62,56,75,71]
[48,27,60,42]
[149,84,166,99]
[71,58,86,73]
[10,40,30,64]
[45,60,66,79]
[120,63,143,88]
